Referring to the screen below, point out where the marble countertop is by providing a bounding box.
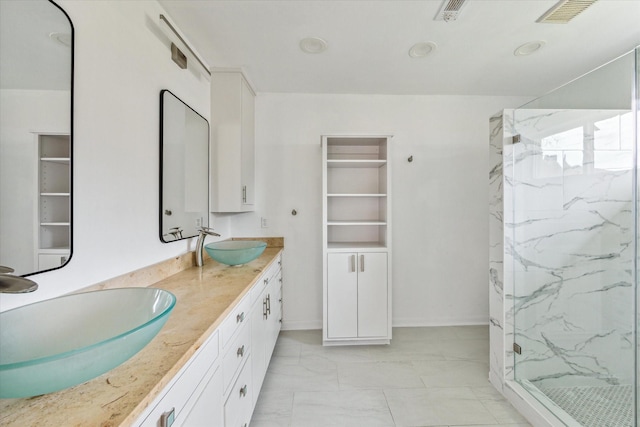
[0,243,283,427]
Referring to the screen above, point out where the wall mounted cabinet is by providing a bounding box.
[36,133,70,270]
[210,71,255,213]
[322,136,392,346]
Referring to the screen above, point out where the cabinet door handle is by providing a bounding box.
[266,294,271,315]
[263,299,268,319]
[350,255,356,272]
[236,311,245,323]
[239,384,248,398]
[242,185,247,203]
[237,344,245,357]
[360,254,365,272]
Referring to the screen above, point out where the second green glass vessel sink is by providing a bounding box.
[205,240,267,266]
[0,287,176,398]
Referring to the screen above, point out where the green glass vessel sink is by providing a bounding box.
[0,287,176,398]
[205,240,267,266]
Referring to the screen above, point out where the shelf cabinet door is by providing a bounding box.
[357,252,388,338]
[251,288,267,408]
[327,253,358,338]
[211,71,255,213]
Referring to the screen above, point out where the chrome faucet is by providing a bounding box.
[195,226,221,267]
[0,266,38,293]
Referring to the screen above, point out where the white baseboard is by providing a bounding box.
[392,317,489,327]
[281,319,322,331]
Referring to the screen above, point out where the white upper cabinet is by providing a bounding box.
[211,71,255,212]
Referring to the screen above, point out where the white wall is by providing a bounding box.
[0,0,227,312]
[0,1,529,327]
[231,94,529,329]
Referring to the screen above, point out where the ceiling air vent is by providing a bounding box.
[537,0,598,24]
[434,0,468,22]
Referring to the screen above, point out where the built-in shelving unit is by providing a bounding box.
[37,133,71,270]
[322,135,392,346]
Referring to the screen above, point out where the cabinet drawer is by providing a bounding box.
[222,317,251,393]
[220,293,251,349]
[224,356,253,427]
[138,331,219,427]
[250,253,282,305]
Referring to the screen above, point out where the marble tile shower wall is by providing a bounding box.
[494,109,635,390]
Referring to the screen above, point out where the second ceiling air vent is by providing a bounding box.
[434,0,468,22]
[537,0,599,24]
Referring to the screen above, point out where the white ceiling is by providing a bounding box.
[159,0,640,96]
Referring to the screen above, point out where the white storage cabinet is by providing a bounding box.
[36,133,71,270]
[322,136,392,346]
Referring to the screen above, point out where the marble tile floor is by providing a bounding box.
[252,326,531,427]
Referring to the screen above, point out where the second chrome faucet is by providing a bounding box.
[195,226,221,267]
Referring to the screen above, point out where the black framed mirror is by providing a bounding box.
[159,90,209,243]
[0,0,73,276]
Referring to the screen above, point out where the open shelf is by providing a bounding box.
[327,193,386,197]
[327,241,388,250]
[327,159,387,168]
[327,220,387,225]
[37,133,70,268]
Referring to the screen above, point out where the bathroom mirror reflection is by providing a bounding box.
[160,90,209,243]
[0,0,73,276]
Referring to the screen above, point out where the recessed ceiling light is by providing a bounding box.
[49,32,72,47]
[408,42,437,58]
[299,37,327,54]
[514,41,546,56]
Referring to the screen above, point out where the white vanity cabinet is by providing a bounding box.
[137,331,222,427]
[210,70,255,213]
[322,136,392,346]
[221,291,253,427]
[250,254,282,407]
[134,252,283,427]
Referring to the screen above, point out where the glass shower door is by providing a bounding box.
[510,50,636,427]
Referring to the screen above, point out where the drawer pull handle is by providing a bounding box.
[160,408,175,427]
[264,277,269,285]
[237,345,245,357]
[239,384,248,398]
[236,311,245,323]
